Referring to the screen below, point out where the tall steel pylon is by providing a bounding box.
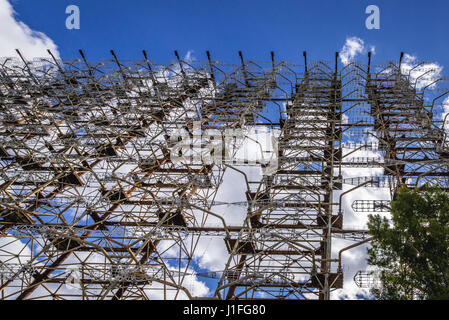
[0,50,447,299]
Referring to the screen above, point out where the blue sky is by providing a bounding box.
[9,0,449,67]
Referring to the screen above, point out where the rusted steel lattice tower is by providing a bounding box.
[0,50,447,299]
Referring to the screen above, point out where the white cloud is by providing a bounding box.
[444,96,449,113]
[442,96,449,124]
[340,36,375,66]
[0,0,59,59]
[184,50,195,63]
[328,139,391,299]
[378,53,443,91]
[143,267,210,300]
[400,53,443,90]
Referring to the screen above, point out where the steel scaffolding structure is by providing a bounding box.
[0,50,448,299]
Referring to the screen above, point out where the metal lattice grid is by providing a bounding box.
[0,50,448,299]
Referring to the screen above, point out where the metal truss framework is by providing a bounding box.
[0,50,448,300]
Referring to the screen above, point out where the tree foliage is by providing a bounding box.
[367,185,449,299]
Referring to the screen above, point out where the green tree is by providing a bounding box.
[367,185,449,299]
